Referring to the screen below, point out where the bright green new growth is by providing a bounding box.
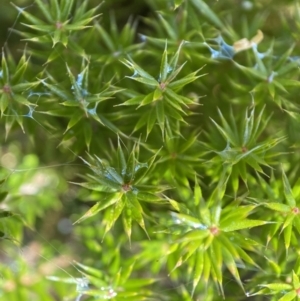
[1,0,300,300]
[167,175,269,297]
[72,139,163,242]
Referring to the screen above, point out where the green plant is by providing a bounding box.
[1,0,300,300]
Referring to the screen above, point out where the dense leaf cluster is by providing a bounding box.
[1,0,300,300]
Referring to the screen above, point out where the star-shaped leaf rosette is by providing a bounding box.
[164,174,271,298]
[71,138,165,242]
[119,41,206,140]
[11,0,101,48]
[202,105,285,194]
[38,60,123,151]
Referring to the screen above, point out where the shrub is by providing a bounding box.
[1,0,300,300]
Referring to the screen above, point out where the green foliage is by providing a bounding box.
[203,105,285,193]
[166,175,268,297]
[120,41,205,139]
[0,48,40,136]
[1,0,300,300]
[72,139,164,241]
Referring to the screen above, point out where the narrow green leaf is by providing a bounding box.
[194,174,202,206]
[293,217,300,235]
[221,219,269,232]
[35,0,53,22]
[117,137,127,177]
[104,198,125,235]
[12,57,29,84]
[264,256,281,277]
[175,212,201,226]
[258,283,293,291]
[169,40,185,73]
[126,144,137,183]
[127,192,149,238]
[160,41,168,83]
[121,59,157,83]
[169,200,190,214]
[282,169,296,207]
[77,3,101,21]
[192,250,204,296]
[207,168,230,205]
[178,229,209,243]
[120,95,144,106]
[218,234,240,259]
[1,50,9,83]
[293,270,300,289]
[156,100,165,137]
[190,0,225,29]
[221,205,256,224]
[242,107,254,146]
[278,291,297,301]
[134,147,161,184]
[264,202,291,212]
[61,0,74,20]
[106,167,123,185]
[222,247,244,291]
[39,78,69,100]
[137,92,155,108]
[12,81,40,92]
[199,203,211,226]
[181,242,202,267]
[126,75,158,86]
[210,240,224,297]
[87,175,121,191]
[166,105,186,121]
[137,192,161,203]
[180,132,200,153]
[123,201,133,243]
[146,109,157,138]
[152,89,162,103]
[95,23,115,52]
[210,118,235,146]
[13,94,31,105]
[11,3,48,26]
[168,70,204,90]
[295,257,300,275]
[73,193,122,224]
[165,88,192,107]
[166,62,187,84]
[282,213,295,231]
[284,223,293,253]
[74,261,104,278]
[0,93,9,116]
[65,111,82,132]
[202,251,211,287]
[234,61,267,81]
[70,181,117,193]
[21,23,55,33]
[251,105,267,143]
[50,0,60,20]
